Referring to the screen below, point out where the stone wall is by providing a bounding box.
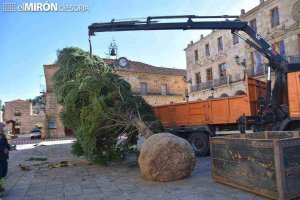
[44,65,65,138]
[185,0,300,101]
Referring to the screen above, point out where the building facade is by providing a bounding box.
[185,0,300,101]
[4,99,44,134]
[105,59,187,106]
[43,60,186,137]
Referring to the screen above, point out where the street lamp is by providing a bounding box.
[235,55,246,68]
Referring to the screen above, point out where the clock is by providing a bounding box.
[117,57,129,68]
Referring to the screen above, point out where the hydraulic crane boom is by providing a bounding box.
[88,15,284,68]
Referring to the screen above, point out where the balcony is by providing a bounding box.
[246,64,272,78]
[132,88,182,96]
[287,54,300,63]
[190,75,231,93]
[15,122,21,126]
[13,111,22,116]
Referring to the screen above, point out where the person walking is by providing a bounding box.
[0,122,10,194]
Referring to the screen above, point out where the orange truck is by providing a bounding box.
[88,15,300,156]
[154,71,300,156]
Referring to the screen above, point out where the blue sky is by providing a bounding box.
[0,0,259,103]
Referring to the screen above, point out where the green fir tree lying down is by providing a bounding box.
[53,47,195,182]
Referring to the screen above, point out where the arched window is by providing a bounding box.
[235,90,246,96]
[220,93,229,98]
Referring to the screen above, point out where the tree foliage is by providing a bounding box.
[53,47,163,164]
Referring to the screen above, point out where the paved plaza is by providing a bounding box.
[3,140,264,200]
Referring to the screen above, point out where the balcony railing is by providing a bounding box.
[246,64,272,78]
[15,122,21,126]
[287,54,300,63]
[190,75,231,93]
[13,111,22,116]
[132,88,182,96]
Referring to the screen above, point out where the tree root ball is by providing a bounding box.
[138,133,196,182]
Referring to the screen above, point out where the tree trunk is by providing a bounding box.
[131,117,154,139]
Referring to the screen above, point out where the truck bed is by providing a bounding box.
[154,77,266,128]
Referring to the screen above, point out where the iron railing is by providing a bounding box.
[287,54,300,63]
[132,88,182,96]
[190,75,231,92]
[246,64,272,78]
[13,111,22,116]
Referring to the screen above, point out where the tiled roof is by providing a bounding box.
[6,99,27,103]
[103,59,186,76]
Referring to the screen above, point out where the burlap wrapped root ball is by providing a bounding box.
[138,133,196,182]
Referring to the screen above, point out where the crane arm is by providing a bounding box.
[88,15,284,68]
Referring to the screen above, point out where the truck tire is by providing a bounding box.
[188,132,209,157]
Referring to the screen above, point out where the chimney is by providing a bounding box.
[200,34,204,39]
[241,9,245,16]
[190,41,193,45]
[260,0,264,4]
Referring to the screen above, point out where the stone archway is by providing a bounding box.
[235,90,246,96]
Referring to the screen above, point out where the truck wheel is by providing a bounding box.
[188,132,209,157]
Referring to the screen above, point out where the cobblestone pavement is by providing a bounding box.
[3,141,265,200]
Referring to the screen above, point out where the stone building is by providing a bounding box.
[4,99,44,134]
[185,0,300,101]
[43,59,186,137]
[104,59,187,106]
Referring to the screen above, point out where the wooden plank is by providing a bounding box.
[213,174,279,200]
[274,140,286,200]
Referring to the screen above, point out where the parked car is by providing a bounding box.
[30,129,41,139]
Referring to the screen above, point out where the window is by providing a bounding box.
[272,40,286,58]
[161,84,167,96]
[194,49,199,61]
[271,7,280,28]
[195,72,201,84]
[217,37,223,52]
[251,51,264,75]
[206,68,213,81]
[205,43,210,57]
[232,34,239,45]
[219,63,227,77]
[140,82,147,95]
[249,19,257,32]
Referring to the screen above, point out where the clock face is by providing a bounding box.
[118,57,129,68]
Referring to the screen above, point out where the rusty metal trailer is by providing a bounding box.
[211,131,300,200]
